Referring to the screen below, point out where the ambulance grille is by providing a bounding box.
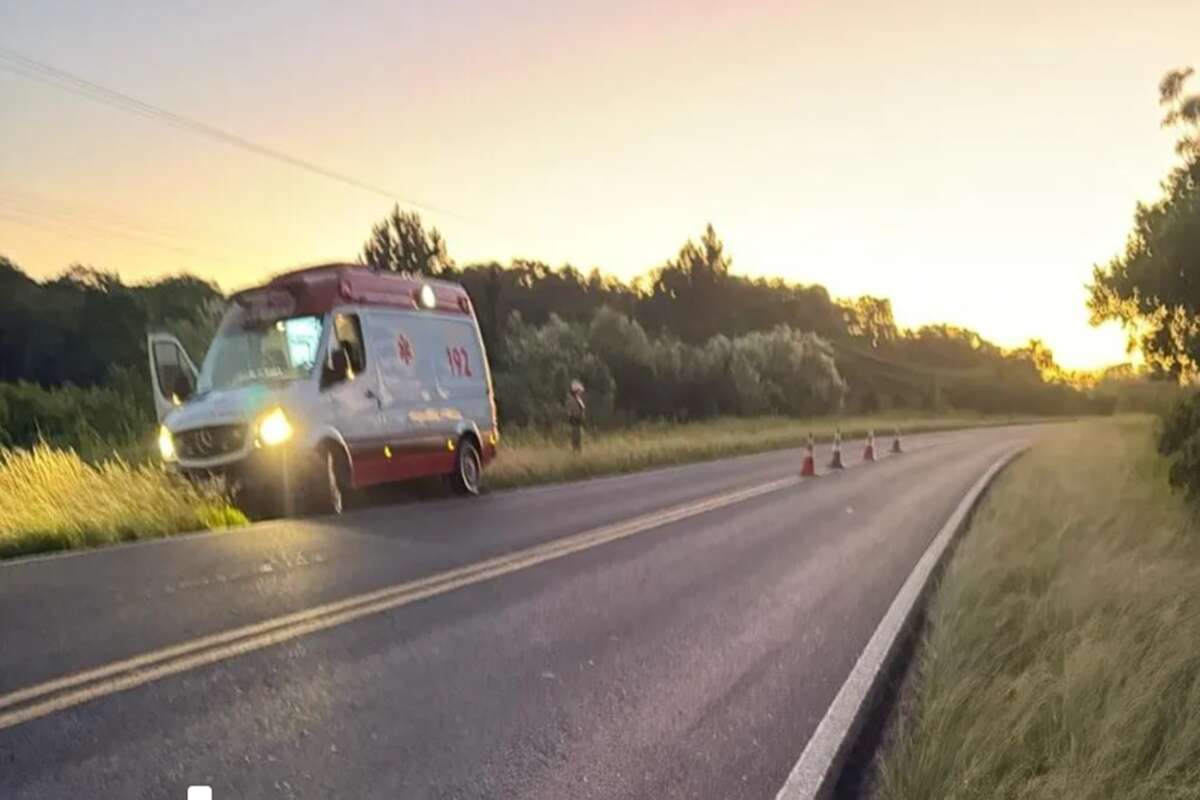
[176,425,247,459]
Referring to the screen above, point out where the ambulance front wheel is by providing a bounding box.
[313,444,353,515]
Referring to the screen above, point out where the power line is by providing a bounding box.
[0,203,240,264]
[4,187,241,252]
[0,46,466,222]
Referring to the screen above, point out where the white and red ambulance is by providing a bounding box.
[149,264,499,516]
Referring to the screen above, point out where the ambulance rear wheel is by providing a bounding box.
[451,437,482,496]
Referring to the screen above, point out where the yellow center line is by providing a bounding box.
[0,475,799,732]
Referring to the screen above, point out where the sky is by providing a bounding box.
[1,0,1196,370]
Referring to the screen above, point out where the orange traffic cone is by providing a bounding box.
[863,429,876,463]
[800,433,817,477]
[891,427,902,454]
[828,429,845,469]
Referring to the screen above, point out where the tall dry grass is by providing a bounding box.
[489,413,1046,489]
[876,416,1200,799]
[0,444,246,559]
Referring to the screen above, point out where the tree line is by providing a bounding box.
[0,258,224,452]
[365,214,1112,424]
[1,182,1132,450]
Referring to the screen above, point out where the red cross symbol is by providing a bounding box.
[397,334,414,365]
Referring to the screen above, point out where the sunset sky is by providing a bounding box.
[2,0,1197,369]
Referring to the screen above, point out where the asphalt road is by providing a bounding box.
[0,425,1040,800]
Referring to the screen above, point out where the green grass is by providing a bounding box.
[488,412,1050,489]
[0,444,247,560]
[876,416,1200,799]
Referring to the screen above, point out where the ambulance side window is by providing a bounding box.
[333,313,366,373]
[153,340,193,400]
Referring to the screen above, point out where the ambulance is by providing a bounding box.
[149,264,499,516]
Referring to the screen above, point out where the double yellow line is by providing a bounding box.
[0,475,798,732]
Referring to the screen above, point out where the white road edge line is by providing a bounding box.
[774,445,1027,800]
[0,475,802,731]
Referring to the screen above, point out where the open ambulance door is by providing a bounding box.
[147,332,200,422]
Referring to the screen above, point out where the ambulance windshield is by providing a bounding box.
[198,307,324,391]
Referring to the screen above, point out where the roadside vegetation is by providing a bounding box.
[488,412,1039,489]
[0,413,1040,559]
[876,417,1200,799]
[0,444,246,560]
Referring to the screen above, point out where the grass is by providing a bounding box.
[0,412,1047,560]
[0,444,247,560]
[488,412,1048,489]
[875,416,1200,800]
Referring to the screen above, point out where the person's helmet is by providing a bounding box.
[570,379,584,395]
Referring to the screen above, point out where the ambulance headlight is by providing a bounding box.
[158,425,177,462]
[257,407,294,447]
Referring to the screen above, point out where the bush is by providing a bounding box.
[494,308,847,428]
[0,444,246,558]
[492,313,616,429]
[587,307,660,418]
[1095,375,1185,416]
[0,381,152,455]
[728,326,846,415]
[1157,392,1200,501]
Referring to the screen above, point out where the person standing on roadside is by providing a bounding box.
[567,379,586,453]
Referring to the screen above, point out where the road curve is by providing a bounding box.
[0,425,1042,799]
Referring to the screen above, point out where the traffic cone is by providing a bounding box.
[800,432,817,477]
[828,429,845,469]
[862,429,876,463]
[891,427,903,454]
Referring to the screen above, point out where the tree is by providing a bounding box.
[675,222,731,284]
[361,206,452,276]
[1161,67,1200,158]
[0,257,41,382]
[1088,68,1200,378]
[896,324,996,369]
[139,274,226,359]
[842,295,898,348]
[0,257,225,390]
[644,223,734,342]
[1012,338,1059,380]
